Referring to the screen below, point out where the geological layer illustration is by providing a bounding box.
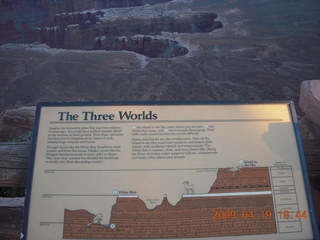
[63,167,277,239]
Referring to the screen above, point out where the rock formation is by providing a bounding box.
[299,80,320,139]
[1,0,222,58]
[97,35,188,58]
[33,7,222,56]
[299,80,320,127]
[0,0,173,44]
[0,106,36,141]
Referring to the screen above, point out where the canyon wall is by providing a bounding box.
[33,10,222,57]
[0,0,173,44]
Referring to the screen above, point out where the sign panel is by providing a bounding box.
[22,102,318,240]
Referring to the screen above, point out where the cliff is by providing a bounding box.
[0,0,173,44]
[0,0,222,58]
[34,7,222,57]
[96,35,188,58]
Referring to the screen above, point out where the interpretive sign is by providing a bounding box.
[22,102,318,240]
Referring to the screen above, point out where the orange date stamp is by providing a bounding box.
[278,210,308,219]
[212,210,308,220]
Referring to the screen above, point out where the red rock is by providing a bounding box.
[0,106,36,141]
[298,116,320,139]
[299,80,320,127]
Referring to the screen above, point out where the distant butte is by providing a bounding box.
[0,0,222,58]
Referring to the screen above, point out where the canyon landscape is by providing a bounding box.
[0,0,319,113]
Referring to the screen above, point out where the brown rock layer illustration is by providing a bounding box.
[209,167,272,193]
[63,167,277,239]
